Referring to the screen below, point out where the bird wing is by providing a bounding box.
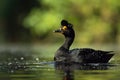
[69,48,114,63]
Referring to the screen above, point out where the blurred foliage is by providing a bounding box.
[0,0,120,45]
[23,0,120,45]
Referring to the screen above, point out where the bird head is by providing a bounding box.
[54,20,75,37]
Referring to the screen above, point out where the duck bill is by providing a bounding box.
[53,29,62,33]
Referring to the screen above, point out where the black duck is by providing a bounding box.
[54,20,114,63]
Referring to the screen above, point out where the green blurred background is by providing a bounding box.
[0,0,120,45]
[0,0,120,54]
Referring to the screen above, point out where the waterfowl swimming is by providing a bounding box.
[54,20,114,63]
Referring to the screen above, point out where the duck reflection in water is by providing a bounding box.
[53,20,114,80]
[55,62,74,80]
[55,62,111,80]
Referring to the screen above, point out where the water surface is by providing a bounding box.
[0,45,120,80]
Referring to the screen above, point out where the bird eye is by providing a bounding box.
[62,26,67,30]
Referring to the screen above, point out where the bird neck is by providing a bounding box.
[61,36,74,50]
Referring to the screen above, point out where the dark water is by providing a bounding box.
[0,45,120,80]
[0,61,120,80]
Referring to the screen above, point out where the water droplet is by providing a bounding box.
[10,70,14,73]
[8,62,12,65]
[20,57,24,60]
[35,58,39,61]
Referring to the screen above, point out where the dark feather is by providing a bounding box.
[69,48,114,63]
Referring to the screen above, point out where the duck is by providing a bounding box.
[54,20,114,63]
